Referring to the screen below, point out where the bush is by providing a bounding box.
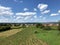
[36,23,44,29]
[22,24,26,28]
[43,26,51,30]
[0,26,11,32]
[34,31,38,34]
[58,21,60,31]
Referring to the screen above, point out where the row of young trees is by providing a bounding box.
[36,23,51,30]
[36,22,60,31]
[0,24,11,32]
[0,21,60,32]
[58,21,60,31]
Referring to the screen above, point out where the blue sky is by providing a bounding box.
[0,0,60,23]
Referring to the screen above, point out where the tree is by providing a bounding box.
[22,24,26,28]
[44,26,51,30]
[43,24,51,30]
[36,23,44,29]
[58,21,60,31]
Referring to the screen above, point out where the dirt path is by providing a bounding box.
[0,29,22,37]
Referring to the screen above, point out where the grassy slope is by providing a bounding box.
[36,28,60,45]
[1,27,59,45]
[0,27,43,45]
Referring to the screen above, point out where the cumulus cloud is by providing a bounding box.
[15,16,23,20]
[40,16,42,18]
[50,10,60,17]
[34,15,37,18]
[50,13,59,16]
[37,3,50,15]
[14,0,17,2]
[15,11,37,21]
[19,0,23,3]
[30,18,33,20]
[58,10,60,13]
[14,0,23,3]
[34,8,37,11]
[0,5,14,15]
[38,4,48,11]
[16,12,36,16]
[0,18,9,22]
[24,16,30,20]
[24,8,29,11]
[15,12,36,21]
[42,17,46,20]
[41,10,50,14]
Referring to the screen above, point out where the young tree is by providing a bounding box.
[36,23,44,29]
[44,26,51,30]
[58,21,60,31]
[22,24,26,28]
[43,24,51,30]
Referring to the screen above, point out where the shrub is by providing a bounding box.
[22,24,26,28]
[58,21,60,31]
[0,26,11,32]
[34,31,38,34]
[36,23,44,29]
[43,26,51,30]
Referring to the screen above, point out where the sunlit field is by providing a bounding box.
[0,0,60,45]
[0,24,60,45]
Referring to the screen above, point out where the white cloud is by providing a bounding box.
[15,12,36,21]
[14,0,23,3]
[0,5,14,15]
[34,8,37,11]
[24,16,29,20]
[16,12,36,16]
[40,16,42,18]
[0,18,9,22]
[13,16,16,18]
[38,4,48,11]
[42,17,46,20]
[19,0,23,3]
[24,8,29,11]
[14,0,17,2]
[58,10,60,13]
[41,10,50,14]
[16,16,23,20]
[24,16,33,20]
[50,13,59,16]
[34,15,37,18]
[30,18,33,20]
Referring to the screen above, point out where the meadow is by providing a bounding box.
[0,24,60,45]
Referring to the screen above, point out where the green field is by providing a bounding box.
[0,27,60,45]
[0,27,46,45]
[36,29,60,45]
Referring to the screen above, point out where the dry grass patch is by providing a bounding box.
[0,29,22,37]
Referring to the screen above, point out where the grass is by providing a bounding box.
[0,27,43,45]
[0,29,22,37]
[36,28,60,45]
[0,27,60,45]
